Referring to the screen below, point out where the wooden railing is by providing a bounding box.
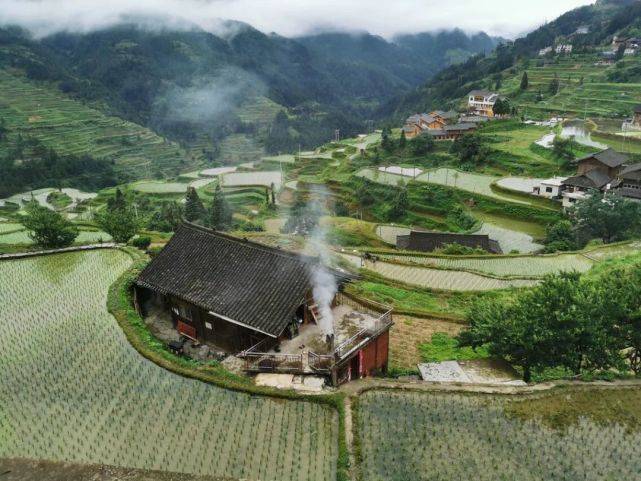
[243,352,304,373]
[241,294,392,375]
[308,352,334,373]
[333,308,393,360]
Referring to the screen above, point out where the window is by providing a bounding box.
[176,304,193,320]
[546,186,553,193]
[205,321,213,330]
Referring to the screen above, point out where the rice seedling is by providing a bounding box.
[357,389,641,481]
[0,250,338,481]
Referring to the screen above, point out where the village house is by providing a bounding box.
[429,110,459,125]
[134,223,393,386]
[396,230,502,254]
[467,90,499,117]
[532,176,567,199]
[611,163,641,200]
[538,46,553,56]
[561,148,629,208]
[555,44,573,54]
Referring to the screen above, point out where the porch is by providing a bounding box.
[240,293,393,377]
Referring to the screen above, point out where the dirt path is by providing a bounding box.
[343,397,355,479]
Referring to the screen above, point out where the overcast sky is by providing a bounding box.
[0,0,596,39]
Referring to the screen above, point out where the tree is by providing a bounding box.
[552,135,577,161]
[0,118,7,141]
[22,202,78,248]
[381,127,394,153]
[449,133,489,166]
[184,187,205,223]
[615,43,626,61]
[399,130,407,150]
[387,181,409,220]
[148,201,184,232]
[543,219,576,252]
[492,98,511,116]
[210,183,233,231]
[549,74,560,95]
[520,71,529,91]
[459,272,619,382]
[95,190,139,243]
[571,191,641,244]
[410,134,435,156]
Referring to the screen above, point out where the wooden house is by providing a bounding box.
[134,223,392,385]
[612,163,641,200]
[396,230,502,254]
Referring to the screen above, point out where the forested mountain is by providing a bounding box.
[0,22,498,155]
[383,0,641,119]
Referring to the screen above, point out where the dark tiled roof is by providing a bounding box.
[396,231,502,254]
[136,224,346,337]
[634,105,641,114]
[573,148,629,168]
[563,169,612,190]
[432,110,458,120]
[444,123,477,131]
[620,162,641,177]
[619,187,641,199]
[468,89,494,97]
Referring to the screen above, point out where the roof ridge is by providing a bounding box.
[180,222,318,264]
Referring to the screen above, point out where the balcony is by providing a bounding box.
[240,293,393,374]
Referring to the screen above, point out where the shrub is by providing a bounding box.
[131,236,152,250]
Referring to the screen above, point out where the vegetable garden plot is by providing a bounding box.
[0,251,338,481]
[357,390,641,481]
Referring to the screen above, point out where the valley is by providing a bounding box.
[4,1,641,480]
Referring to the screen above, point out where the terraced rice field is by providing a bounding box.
[357,389,641,481]
[376,252,594,278]
[501,55,641,118]
[219,133,265,164]
[476,221,543,253]
[496,177,542,193]
[375,225,411,245]
[222,171,283,188]
[340,253,535,291]
[0,70,189,178]
[0,250,338,480]
[357,168,539,206]
[0,229,112,245]
[0,222,23,233]
[375,222,543,254]
[367,260,537,291]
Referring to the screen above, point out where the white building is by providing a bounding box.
[533,177,567,199]
[467,90,499,117]
[555,44,573,54]
[562,190,588,209]
[538,46,553,56]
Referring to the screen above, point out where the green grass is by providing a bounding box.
[0,250,339,480]
[0,69,193,179]
[357,388,641,481]
[418,332,489,362]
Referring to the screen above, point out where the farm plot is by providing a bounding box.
[375,225,411,245]
[377,252,594,278]
[496,177,542,194]
[0,228,112,245]
[476,221,543,253]
[357,257,537,291]
[357,389,641,481]
[221,171,283,188]
[0,250,338,481]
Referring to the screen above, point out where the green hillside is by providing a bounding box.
[0,69,194,178]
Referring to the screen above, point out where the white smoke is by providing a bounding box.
[302,190,337,338]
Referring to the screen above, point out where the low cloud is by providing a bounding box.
[155,68,266,125]
[0,0,595,40]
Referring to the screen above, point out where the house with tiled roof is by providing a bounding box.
[561,149,630,208]
[134,223,392,385]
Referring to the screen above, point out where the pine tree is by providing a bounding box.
[549,74,560,95]
[107,188,126,212]
[210,183,232,231]
[520,71,529,90]
[184,187,205,223]
[399,131,407,149]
